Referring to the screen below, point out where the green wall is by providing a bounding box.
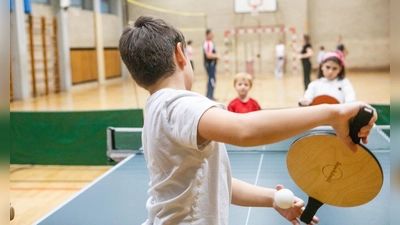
[371,104,390,126]
[10,109,143,165]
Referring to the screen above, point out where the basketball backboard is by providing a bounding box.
[234,0,277,13]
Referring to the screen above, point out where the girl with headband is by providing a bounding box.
[299,51,356,106]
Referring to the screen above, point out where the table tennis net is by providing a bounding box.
[106,125,390,162]
[107,127,143,163]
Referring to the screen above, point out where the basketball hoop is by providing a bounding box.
[250,5,259,16]
[248,0,262,17]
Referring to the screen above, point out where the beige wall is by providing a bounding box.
[32,4,120,48]
[31,1,389,74]
[126,0,306,74]
[68,8,96,48]
[127,0,389,74]
[308,0,390,69]
[32,4,53,17]
[68,8,120,48]
[102,13,121,47]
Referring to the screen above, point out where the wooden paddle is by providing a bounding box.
[311,95,340,105]
[286,107,383,224]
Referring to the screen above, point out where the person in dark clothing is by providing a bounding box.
[293,34,313,90]
[337,35,349,59]
[203,29,219,100]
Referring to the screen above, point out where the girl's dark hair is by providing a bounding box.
[318,57,346,80]
[119,16,186,88]
[303,34,310,44]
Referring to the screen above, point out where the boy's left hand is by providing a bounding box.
[273,185,319,225]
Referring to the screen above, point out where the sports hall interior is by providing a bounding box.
[10,0,390,224]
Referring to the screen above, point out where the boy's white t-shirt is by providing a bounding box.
[142,89,232,225]
[303,77,356,104]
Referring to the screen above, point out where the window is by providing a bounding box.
[70,0,83,8]
[32,0,50,4]
[69,0,114,13]
[70,0,93,10]
[101,0,111,14]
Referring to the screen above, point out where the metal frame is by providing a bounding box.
[106,127,143,163]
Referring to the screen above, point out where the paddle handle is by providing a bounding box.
[349,107,373,144]
[300,197,323,224]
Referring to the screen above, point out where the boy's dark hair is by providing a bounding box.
[187,40,192,45]
[206,29,212,36]
[318,57,346,80]
[119,16,186,88]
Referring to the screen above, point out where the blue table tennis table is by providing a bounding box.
[34,126,390,225]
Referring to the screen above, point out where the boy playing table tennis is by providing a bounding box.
[119,16,377,225]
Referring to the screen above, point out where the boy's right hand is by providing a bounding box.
[329,102,377,152]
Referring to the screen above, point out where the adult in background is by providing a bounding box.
[337,35,349,57]
[293,34,313,90]
[203,29,219,100]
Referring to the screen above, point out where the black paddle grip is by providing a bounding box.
[300,197,324,224]
[349,107,373,144]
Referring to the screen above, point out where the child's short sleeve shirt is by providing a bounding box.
[142,89,232,225]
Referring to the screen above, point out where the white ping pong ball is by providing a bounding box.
[274,188,295,209]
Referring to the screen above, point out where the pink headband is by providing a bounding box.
[322,51,346,67]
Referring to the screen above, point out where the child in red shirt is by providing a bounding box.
[228,73,261,113]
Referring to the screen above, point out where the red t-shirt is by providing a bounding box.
[227,98,261,113]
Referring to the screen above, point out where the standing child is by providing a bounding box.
[119,16,376,225]
[186,40,194,70]
[299,51,356,106]
[274,39,285,77]
[228,73,261,113]
[317,46,325,64]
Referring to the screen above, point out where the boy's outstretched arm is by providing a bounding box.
[231,178,318,225]
[198,102,377,152]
